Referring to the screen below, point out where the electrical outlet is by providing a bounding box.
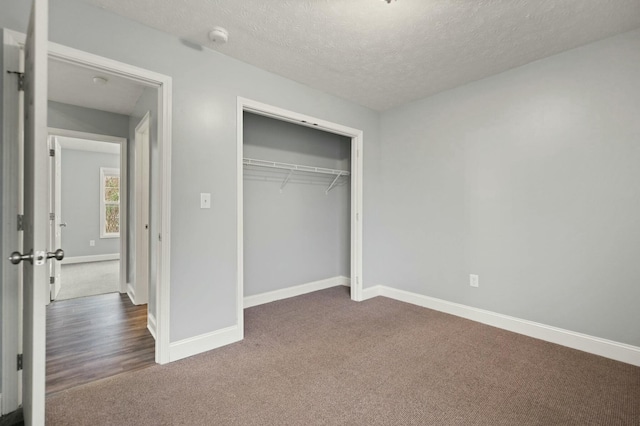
[89,240,95,247]
[470,274,479,288]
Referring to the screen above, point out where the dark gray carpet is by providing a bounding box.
[46,286,640,425]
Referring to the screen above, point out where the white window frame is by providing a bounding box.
[100,167,121,238]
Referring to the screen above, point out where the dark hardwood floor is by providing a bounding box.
[46,292,155,395]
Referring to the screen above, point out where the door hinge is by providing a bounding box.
[17,354,23,371]
[49,149,55,157]
[17,214,24,231]
[50,212,55,220]
[50,276,55,284]
[7,71,24,91]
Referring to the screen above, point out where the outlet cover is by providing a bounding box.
[470,274,479,288]
[89,240,95,247]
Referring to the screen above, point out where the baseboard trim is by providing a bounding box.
[61,253,120,264]
[126,283,136,305]
[244,276,350,308]
[362,285,382,301]
[377,286,640,367]
[147,313,157,340]
[169,325,242,362]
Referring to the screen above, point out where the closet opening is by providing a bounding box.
[236,98,363,336]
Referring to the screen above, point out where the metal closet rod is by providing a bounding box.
[242,157,350,193]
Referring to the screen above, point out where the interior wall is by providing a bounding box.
[60,148,120,258]
[377,29,640,347]
[243,113,350,296]
[48,100,129,138]
[0,0,381,343]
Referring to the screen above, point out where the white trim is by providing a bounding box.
[237,97,364,342]
[61,253,120,264]
[169,326,242,363]
[126,282,136,305]
[147,312,157,340]
[57,137,120,154]
[377,286,640,367]
[244,276,351,309]
[361,285,382,301]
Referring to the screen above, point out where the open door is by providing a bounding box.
[14,0,53,423]
[48,136,62,300]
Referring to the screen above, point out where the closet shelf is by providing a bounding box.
[243,157,350,193]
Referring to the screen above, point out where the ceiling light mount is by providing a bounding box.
[209,27,229,44]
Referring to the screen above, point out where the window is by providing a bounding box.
[100,167,120,238]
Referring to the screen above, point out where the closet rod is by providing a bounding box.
[243,158,350,177]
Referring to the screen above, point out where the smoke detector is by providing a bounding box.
[209,27,229,44]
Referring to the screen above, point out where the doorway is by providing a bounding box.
[43,56,151,393]
[236,97,364,337]
[1,28,173,416]
[47,131,127,302]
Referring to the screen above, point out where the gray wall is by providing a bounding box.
[61,149,120,258]
[243,113,350,296]
[0,0,381,342]
[376,29,640,347]
[49,100,130,138]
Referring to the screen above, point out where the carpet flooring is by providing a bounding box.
[56,260,119,300]
[45,286,639,425]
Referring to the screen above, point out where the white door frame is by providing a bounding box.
[1,31,172,393]
[236,97,364,336]
[44,37,172,366]
[47,128,128,297]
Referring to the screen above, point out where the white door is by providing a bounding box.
[48,136,62,299]
[21,0,49,423]
[134,113,150,304]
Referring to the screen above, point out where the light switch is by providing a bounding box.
[200,193,211,209]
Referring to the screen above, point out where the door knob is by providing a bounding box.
[8,250,33,265]
[8,249,64,264]
[47,249,64,261]
[59,222,67,227]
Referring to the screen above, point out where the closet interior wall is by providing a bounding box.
[243,112,351,297]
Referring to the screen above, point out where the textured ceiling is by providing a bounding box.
[49,58,144,115]
[75,0,640,111]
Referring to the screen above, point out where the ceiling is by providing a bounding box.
[75,0,640,111]
[49,58,144,115]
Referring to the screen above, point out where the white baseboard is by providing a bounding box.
[169,325,242,362]
[147,313,157,340]
[376,286,640,367]
[61,253,120,264]
[126,283,136,305]
[362,285,382,301]
[244,276,350,308]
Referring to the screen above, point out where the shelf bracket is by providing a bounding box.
[280,170,294,193]
[325,172,343,194]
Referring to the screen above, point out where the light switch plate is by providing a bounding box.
[200,193,211,209]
